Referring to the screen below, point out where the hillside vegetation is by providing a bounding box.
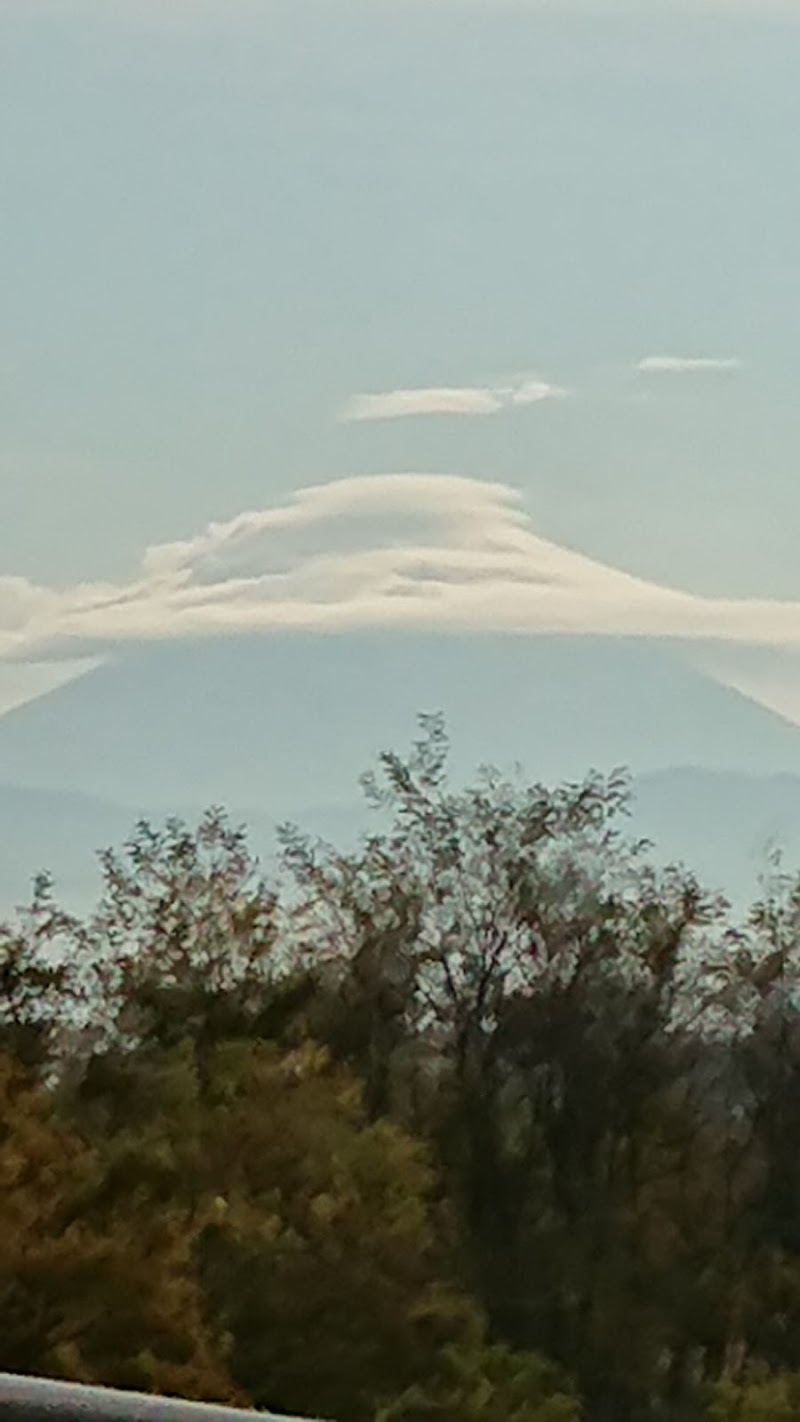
[3,716,800,1422]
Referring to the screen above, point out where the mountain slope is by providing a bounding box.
[0,784,140,910]
[632,767,800,901]
[2,634,800,817]
[3,767,800,917]
[4,632,800,911]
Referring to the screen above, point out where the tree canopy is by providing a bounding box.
[3,714,800,1421]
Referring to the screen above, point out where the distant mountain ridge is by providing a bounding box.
[3,633,800,911]
[2,768,800,916]
[2,634,800,811]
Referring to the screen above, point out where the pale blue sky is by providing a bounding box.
[2,0,800,725]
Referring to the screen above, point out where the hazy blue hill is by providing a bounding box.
[245,770,800,910]
[4,768,800,918]
[0,784,139,911]
[631,767,800,902]
[2,634,800,816]
[4,633,800,912]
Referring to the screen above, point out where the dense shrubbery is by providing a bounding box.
[4,715,800,1420]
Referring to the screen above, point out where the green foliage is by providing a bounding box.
[707,1367,800,1421]
[7,715,800,1421]
[376,1333,582,1422]
[87,808,281,1051]
[0,1050,239,1401]
[91,1034,475,1422]
[0,873,83,1067]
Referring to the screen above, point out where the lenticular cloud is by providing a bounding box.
[1,474,800,673]
[339,379,567,422]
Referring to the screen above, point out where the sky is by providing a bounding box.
[2,0,800,727]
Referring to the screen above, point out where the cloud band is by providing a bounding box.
[339,378,567,423]
[2,475,800,683]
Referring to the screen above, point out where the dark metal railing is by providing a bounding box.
[0,1373,315,1422]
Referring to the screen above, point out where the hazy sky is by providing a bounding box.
[2,0,799,723]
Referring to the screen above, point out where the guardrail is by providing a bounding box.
[0,1372,315,1421]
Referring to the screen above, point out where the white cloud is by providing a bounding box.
[637,355,742,375]
[2,474,800,713]
[339,377,567,423]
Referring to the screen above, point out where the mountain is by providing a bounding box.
[2,633,800,814]
[3,632,800,912]
[0,784,140,911]
[3,768,800,919]
[632,767,800,902]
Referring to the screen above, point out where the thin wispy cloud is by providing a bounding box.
[339,378,567,424]
[636,355,742,375]
[2,476,800,712]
